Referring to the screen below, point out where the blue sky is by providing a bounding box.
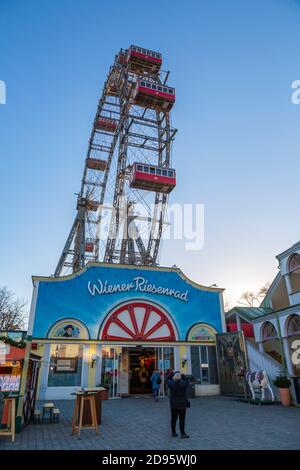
[1,0,300,314]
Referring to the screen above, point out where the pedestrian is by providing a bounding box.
[150,369,161,402]
[167,371,190,438]
[139,362,148,391]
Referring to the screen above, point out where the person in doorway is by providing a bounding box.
[139,361,148,390]
[150,370,161,402]
[167,371,190,438]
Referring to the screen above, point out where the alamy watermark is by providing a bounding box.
[96,200,205,252]
[0,80,6,104]
[291,80,300,104]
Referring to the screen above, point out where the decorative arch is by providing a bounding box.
[186,323,217,342]
[47,318,90,340]
[261,321,278,341]
[99,300,178,341]
[286,314,300,336]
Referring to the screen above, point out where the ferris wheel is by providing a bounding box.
[54,45,177,276]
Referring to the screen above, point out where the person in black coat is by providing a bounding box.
[167,371,190,438]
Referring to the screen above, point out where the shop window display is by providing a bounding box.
[48,344,83,387]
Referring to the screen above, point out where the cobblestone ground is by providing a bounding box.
[0,396,299,450]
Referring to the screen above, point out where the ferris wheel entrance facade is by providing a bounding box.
[55,45,177,277]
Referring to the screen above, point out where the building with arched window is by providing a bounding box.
[21,263,225,402]
[227,240,300,404]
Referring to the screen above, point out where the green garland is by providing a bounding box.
[0,335,26,349]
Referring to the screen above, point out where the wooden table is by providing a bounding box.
[81,387,105,425]
[71,392,99,437]
[0,396,17,442]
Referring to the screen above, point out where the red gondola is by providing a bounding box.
[95,117,117,133]
[86,158,107,171]
[127,45,162,74]
[133,79,175,111]
[84,242,94,253]
[130,163,176,193]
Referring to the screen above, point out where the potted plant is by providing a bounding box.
[273,374,292,406]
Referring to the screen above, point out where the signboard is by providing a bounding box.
[33,264,224,341]
[216,332,248,396]
[0,374,20,391]
[188,324,216,342]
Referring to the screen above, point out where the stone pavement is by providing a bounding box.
[0,396,299,450]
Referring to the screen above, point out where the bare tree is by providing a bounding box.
[0,287,27,331]
[238,283,270,308]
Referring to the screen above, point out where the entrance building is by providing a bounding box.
[19,262,225,408]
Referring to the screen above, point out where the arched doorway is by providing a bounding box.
[99,301,177,397]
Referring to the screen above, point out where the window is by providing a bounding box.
[147,82,151,88]
[163,87,168,93]
[288,253,300,294]
[156,168,162,175]
[262,321,277,340]
[150,167,155,174]
[137,165,143,171]
[143,166,149,173]
[152,84,156,89]
[287,315,300,335]
[162,169,168,176]
[288,254,300,273]
[168,88,174,94]
[141,81,146,87]
[48,344,83,387]
[158,86,162,91]
[168,170,173,177]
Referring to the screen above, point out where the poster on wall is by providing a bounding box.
[55,358,77,373]
[216,332,248,396]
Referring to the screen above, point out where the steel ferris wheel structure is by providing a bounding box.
[54,45,177,277]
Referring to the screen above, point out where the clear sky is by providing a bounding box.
[1,0,300,316]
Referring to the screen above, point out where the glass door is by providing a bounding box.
[101,346,122,398]
[154,346,174,396]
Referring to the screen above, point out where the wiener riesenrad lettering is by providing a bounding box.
[87,276,189,302]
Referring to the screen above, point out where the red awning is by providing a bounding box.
[227,323,254,338]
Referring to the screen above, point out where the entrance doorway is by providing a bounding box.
[100,345,175,398]
[129,347,155,394]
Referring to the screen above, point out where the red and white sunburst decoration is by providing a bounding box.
[101,301,176,341]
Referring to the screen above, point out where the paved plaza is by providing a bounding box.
[0,396,299,450]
